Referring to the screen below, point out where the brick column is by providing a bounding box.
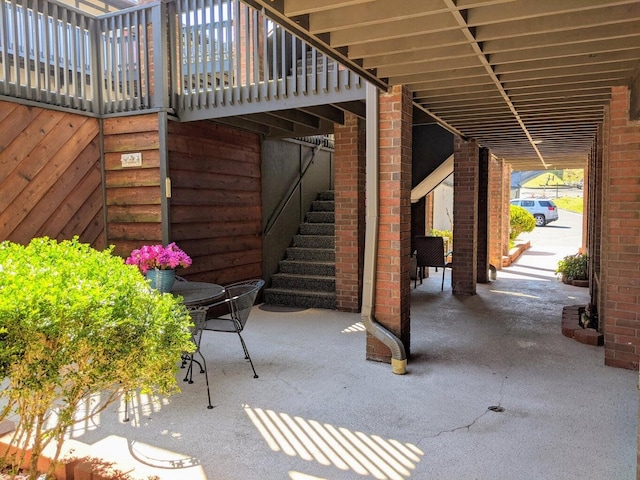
[367,85,412,362]
[477,148,490,283]
[452,136,479,295]
[590,125,604,310]
[488,156,509,270]
[334,113,366,313]
[602,86,640,370]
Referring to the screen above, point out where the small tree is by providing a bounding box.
[0,237,195,479]
[509,205,535,245]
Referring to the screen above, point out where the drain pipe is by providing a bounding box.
[361,82,407,375]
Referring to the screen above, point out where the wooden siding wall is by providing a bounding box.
[0,100,104,248]
[168,120,262,284]
[103,113,163,258]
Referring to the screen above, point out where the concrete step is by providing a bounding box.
[318,190,334,201]
[311,200,335,212]
[263,288,336,310]
[285,247,335,262]
[270,273,335,291]
[299,222,334,236]
[293,234,335,249]
[279,259,335,276]
[306,211,334,224]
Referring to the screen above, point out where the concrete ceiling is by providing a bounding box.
[243,0,640,170]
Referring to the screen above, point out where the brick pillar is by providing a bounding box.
[367,85,412,362]
[590,125,604,311]
[488,156,508,270]
[602,86,640,370]
[477,148,490,283]
[452,136,479,295]
[334,113,366,313]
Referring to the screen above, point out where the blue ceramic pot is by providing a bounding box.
[145,268,176,293]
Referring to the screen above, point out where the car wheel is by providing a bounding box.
[534,214,546,227]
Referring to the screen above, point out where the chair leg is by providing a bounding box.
[236,331,258,378]
[441,269,445,291]
[182,352,214,409]
[196,350,214,409]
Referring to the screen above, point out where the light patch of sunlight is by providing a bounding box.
[69,391,170,439]
[489,289,539,299]
[290,472,327,480]
[91,435,206,479]
[245,405,424,479]
[342,322,366,333]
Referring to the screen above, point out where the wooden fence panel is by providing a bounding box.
[168,119,262,284]
[0,100,104,247]
[103,113,162,256]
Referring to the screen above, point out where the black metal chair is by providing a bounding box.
[182,306,214,409]
[414,236,452,291]
[202,279,265,379]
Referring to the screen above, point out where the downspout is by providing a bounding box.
[361,82,407,375]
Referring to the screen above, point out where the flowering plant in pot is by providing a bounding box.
[125,242,192,273]
[556,252,588,284]
[126,243,192,292]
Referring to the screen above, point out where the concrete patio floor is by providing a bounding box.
[72,242,638,480]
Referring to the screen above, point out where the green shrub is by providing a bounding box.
[429,229,453,248]
[556,252,589,281]
[509,204,535,243]
[0,237,195,479]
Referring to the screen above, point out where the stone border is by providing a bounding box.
[502,241,530,267]
[561,304,603,346]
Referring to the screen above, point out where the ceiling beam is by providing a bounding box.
[443,0,547,168]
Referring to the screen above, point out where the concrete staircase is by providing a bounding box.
[264,191,336,309]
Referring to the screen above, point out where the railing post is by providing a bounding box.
[167,0,178,111]
[151,0,169,109]
[89,16,102,114]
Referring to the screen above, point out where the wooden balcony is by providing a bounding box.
[0,0,366,137]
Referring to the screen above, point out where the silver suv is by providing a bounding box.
[510,198,559,227]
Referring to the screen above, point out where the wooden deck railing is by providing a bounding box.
[0,0,363,118]
[0,0,97,111]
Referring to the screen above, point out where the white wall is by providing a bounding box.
[432,174,454,232]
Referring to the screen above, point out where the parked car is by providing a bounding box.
[510,198,559,227]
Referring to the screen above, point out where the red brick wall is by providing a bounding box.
[452,136,479,295]
[603,86,640,370]
[334,113,366,312]
[590,125,604,312]
[488,156,508,269]
[368,85,412,362]
[477,148,489,282]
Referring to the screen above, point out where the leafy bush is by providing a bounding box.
[429,229,453,249]
[556,252,589,281]
[509,205,535,243]
[0,237,195,479]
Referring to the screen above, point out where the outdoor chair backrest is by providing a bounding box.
[225,279,265,329]
[414,236,447,269]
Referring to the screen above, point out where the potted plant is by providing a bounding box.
[126,243,192,292]
[0,237,195,479]
[556,252,589,286]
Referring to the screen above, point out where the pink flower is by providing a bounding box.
[126,243,192,273]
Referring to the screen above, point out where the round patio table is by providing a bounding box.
[171,281,225,306]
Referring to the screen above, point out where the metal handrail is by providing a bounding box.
[263,140,327,237]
